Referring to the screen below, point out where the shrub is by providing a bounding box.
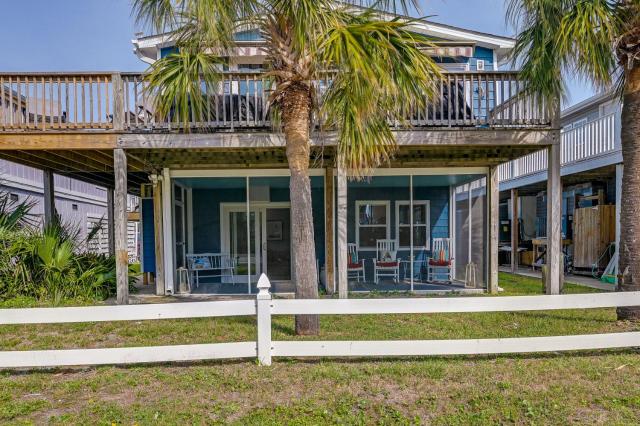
[0,191,137,304]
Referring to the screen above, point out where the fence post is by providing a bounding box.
[256,273,272,366]
[111,73,124,131]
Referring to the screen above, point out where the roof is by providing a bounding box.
[132,10,515,64]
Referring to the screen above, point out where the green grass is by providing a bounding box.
[0,273,639,424]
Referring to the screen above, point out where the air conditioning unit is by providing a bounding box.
[476,60,485,71]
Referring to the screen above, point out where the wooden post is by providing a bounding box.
[256,274,272,366]
[336,167,348,299]
[151,175,165,295]
[488,166,499,294]
[510,188,519,273]
[107,188,115,256]
[161,168,174,294]
[111,73,124,131]
[42,169,55,227]
[546,145,562,294]
[615,164,623,282]
[324,167,335,294]
[113,148,129,304]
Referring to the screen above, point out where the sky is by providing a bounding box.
[0,0,595,108]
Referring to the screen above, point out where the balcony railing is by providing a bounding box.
[498,112,620,182]
[1,71,551,133]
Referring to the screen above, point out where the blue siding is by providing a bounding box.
[472,46,494,70]
[160,46,179,58]
[141,198,156,274]
[347,185,450,278]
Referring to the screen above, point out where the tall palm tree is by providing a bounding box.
[507,0,639,319]
[133,0,441,334]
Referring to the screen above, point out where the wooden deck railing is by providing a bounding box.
[1,71,551,133]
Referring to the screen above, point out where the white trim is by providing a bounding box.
[170,169,326,178]
[162,168,175,294]
[395,200,431,251]
[343,167,488,177]
[355,200,391,251]
[187,187,194,254]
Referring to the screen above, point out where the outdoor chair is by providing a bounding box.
[347,243,366,282]
[427,238,453,283]
[374,239,401,283]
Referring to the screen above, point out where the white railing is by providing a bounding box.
[499,112,620,183]
[1,274,639,368]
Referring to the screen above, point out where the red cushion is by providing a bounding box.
[348,262,363,269]
[376,261,399,267]
[429,259,452,266]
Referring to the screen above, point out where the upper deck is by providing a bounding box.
[0,71,552,135]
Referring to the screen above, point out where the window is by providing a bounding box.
[355,201,389,250]
[9,193,18,202]
[396,201,430,250]
[72,203,78,211]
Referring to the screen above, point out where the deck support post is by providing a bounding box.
[337,166,348,299]
[107,188,115,256]
[615,163,623,281]
[510,188,519,273]
[151,174,165,295]
[113,148,129,305]
[161,168,174,294]
[42,168,55,227]
[546,143,562,294]
[488,165,499,294]
[324,167,335,294]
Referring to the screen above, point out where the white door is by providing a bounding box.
[173,182,188,269]
[221,205,261,283]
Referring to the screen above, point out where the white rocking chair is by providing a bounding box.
[427,238,453,283]
[374,239,400,283]
[347,243,366,282]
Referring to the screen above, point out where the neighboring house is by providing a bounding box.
[0,159,141,262]
[0,14,561,302]
[498,91,622,279]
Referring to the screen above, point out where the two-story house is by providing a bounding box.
[0,14,562,303]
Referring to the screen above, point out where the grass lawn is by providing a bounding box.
[1,273,639,424]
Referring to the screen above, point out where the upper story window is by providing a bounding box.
[234,30,263,41]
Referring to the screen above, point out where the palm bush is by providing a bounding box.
[0,193,136,304]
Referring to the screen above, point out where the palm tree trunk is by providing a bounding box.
[281,82,319,335]
[617,66,640,321]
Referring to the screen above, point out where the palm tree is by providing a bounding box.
[132,0,441,334]
[507,0,640,319]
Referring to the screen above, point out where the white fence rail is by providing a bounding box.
[498,112,620,182]
[1,274,639,368]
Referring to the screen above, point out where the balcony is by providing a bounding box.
[498,112,620,183]
[1,71,552,133]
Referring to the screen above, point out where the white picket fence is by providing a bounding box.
[1,274,639,368]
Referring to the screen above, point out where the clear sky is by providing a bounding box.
[0,0,595,108]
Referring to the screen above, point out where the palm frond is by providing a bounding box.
[319,12,441,176]
[144,50,223,130]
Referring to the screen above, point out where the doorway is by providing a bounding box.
[221,203,292,282]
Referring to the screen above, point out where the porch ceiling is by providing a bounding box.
[499,164,617,198]
[129,144,543,170]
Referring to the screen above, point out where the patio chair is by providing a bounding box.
[186,253,236,288]
[347,243,366,282]
[427,238,453,283]
[374,239,401,283]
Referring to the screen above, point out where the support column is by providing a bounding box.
[488,166,499,294]
[151,175,165,295]
[546,143,562,294]
[324,167,335,294]
[107,188,115,256]
[161,168,174,294]
[113,148,129,305]
[336,167,348,299]
[510,188,519,273]
[615,163,623,281]
[42,169,55,227]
